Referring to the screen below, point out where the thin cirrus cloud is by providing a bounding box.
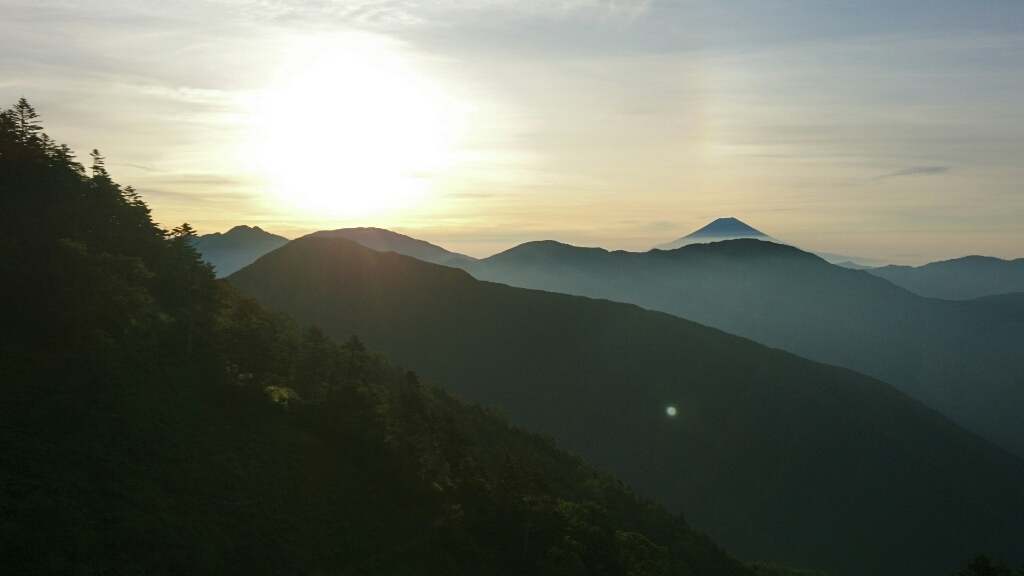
[874,167,952,180]
[0,0,1022,263]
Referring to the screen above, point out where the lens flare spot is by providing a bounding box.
[666,406,677,417]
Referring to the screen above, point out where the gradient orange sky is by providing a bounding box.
[3,0,1023,263]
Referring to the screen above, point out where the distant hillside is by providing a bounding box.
[452,239,1024,458]
[868,255,1024,299]
[192,225,289,277]
[307,227,476,266]
[228,237,1024,576]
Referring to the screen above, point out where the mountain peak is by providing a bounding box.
[191,225,290,277]
[688,217,767,238]
[306,227,476,266]
[221,224,270,236]
[653,218,772,251]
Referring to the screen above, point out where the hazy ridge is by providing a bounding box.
[444,238,1024,458]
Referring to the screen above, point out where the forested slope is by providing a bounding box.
[0,100,790,575]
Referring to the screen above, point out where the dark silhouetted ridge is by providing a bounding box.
[307,226,475,266]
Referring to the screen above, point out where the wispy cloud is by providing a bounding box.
[873,166,951,180]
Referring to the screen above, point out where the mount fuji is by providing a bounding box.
[653,217,776,250]
[654,218,883,267]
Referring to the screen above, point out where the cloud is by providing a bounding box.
[874,166,951,180]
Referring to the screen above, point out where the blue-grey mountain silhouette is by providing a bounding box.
[655,218,882,266]
[653,217,774,250]
[440,238,1024,458]
[191,225,289,277]
[868,255,1024,299]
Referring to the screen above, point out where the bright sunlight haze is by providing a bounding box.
[247,34,465,219]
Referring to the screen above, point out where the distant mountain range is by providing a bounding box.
[192,226,477,277]
[450,237,1024,457]
[867,255,1024,299]
[194,223,1024,456]
[226,237,1024,576]
[194,221,1024,300]
[191,225,289,277]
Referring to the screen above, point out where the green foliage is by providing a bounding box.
[1,100,824,575]
[0,100,206,361]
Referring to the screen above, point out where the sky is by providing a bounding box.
[2,0,1023,263]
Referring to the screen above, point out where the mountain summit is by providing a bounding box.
[306,227,476,267]
[191,225,289,277]
[654,218,773,250]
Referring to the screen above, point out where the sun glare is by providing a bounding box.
[247,34,464,218]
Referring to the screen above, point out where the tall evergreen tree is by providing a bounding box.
[11,97,42,143]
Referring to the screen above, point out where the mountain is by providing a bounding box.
[191,225,289,277]
[867,255,1024,299]
[307,227,476,266]
[451,238,1024,458]
[652,219,884,267]
[0,105,783,576]
[227,236,1024,576]
[191,226,476,278]
[653,217,774,250]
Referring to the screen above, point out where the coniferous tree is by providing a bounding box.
[11,97,43,143]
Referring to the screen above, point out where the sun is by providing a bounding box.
[247,34,463,219]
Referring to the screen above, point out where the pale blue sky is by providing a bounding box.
[2,0,1022,262]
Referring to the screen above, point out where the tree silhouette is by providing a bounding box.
[90,148,108,178]
[11,97,42,143]
[956,556,1014,576]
